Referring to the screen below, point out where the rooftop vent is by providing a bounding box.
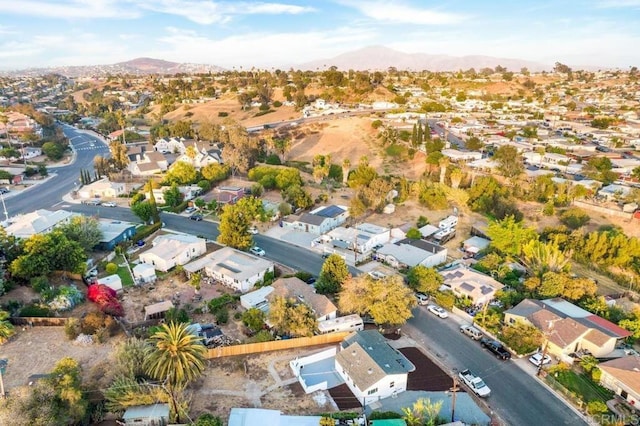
[367,368,373,375]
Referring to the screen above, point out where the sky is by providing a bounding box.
[0,0,639,71]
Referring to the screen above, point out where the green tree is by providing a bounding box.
[104,375,169,414]
[109,140,129,170]
[201,163,230,183]
[559,207,590,229]
[0,309,15,343]
[10,231,86,280]
[113,337,148,380]
[338,275,417,326]
[164,161,197,185]
[500,323,543,354]
[465,136,484,151]
[217,197,264,250]
[521,239,571,279]
[316,254,350,294]
[242,308,266,331]
[41,141,64,160]
[131,201,155,224]
[487,216,537,257]
[58,215,103,252]
[402,397,443,426]
[583,156,616,184]
[347,156,378,188]
[163,184,184,207]
[406,228,421,239]
[406,265,443,295]
[47,357,88,424]
[494,145,524,178]
[267,296,317,337]
[194,413,224,426]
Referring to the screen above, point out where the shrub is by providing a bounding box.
[559,207,590,229]
[586,400,608,415]
[19,303,53,317]
[416,215,429,228]
[251,183,264,197]
[272,101,282,107]
[104,262,118,275]
[371,120,383,129]
[30,276,50,294]
[433,291,455,310]
[65,318,81,340]
[218,112,228,117]
[591,367,602,383]
[265,154,281,165]
[216,308,229,324]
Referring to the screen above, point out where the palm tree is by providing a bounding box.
[144,322,206,421]
[0,310,15,344]
[438,156,450,184]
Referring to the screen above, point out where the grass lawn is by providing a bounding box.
[555,370,613,403]
[113,255,135,287]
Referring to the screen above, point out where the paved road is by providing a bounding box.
[60,205,358,277]
[426,118,466,149]
[5,124,109,216]
[405,307,587,426]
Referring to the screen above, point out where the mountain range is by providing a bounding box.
[2,46,555,77]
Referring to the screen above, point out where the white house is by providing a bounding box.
[335,330,415,405]
[128,151,168,176]
[229,408,322,426]
[440,265,504,305]
[78,178,126,199]
[138,234,207,272]
[184,247,274,293]
[240,286,274,311]
[327,223,390,253]
[600,357,640,407]
[282,205,349,235]
[4,209,75,239]
[598,183,632,201]
[97,274,123,294]
[375,239,447,269]
[153,137,187,154]
[132,263,157,285]
[441,149,483,162]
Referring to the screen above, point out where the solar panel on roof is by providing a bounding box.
[316,205,344,218]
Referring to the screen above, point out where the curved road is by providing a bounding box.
[5,124,109,216]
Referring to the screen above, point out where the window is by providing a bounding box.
[367,388,377,395]
[389,381,395,388]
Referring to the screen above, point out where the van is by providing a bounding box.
[460,325,483,340]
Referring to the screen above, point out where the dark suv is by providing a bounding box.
[480,338,511,360]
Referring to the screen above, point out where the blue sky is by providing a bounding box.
[0,0,639,70]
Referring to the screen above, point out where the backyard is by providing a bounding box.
[546,369,613,413]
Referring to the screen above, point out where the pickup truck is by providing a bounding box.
[480,337,511,360]
[458,369,491,397]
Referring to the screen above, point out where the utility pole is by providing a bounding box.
[0,358,8,399]
[450,370,460,423]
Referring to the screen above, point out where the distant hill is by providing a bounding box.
[296,45,550,72]
[1,57,226,77]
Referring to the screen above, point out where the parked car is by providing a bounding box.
[305,276,317,286]
[460,324,483,340]
[82,199,101,206]
[427,304,449,319]
[185,206,197,214]
[101,201,117,207]
[480,338,511,360]
[529,352,552,367]
[458,369,491,397]
[250,246,266,256]
[416,293,429,306]
[248,226,259,235]
[189,214,203,221]
[0,188,9,194]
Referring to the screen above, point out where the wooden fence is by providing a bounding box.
[206,332,351,359]
[10,317,68,327]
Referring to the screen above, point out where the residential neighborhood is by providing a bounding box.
[2,9,640,426]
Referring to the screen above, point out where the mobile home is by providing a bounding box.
[439,215,458,230]
[318,314,364,334]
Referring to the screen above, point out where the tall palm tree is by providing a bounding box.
[144,322,206,421]
[144,322,206,388]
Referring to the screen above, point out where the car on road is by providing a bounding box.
[305,276,317,286]
[185,206,197,214]
[460,324,483,340]
[529,353,552,367]
[101,201,117,207]
[82,199,101,206]
[480,338,511,360]
[248,226,259,235]
[427,304,449,319]
[458,369,491,397]
[416,293,429,306]
[250,246,266,256]
[189,214,203,221]
[0,187,9,194]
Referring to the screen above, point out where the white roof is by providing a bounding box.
[185,246,274,282]
[240,286,274,307]
[229,408,322,426]
[419,224,439,238]
[133,262,156,278]
[97,274,122,291]
[4,209,75,238]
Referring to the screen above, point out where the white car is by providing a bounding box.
[427,304,449,319]
[529,353,552,367]
[249,246,266,256]
[248,226,259,235]
[102,201,117,207]
[416,293,429,306]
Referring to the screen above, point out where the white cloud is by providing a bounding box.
[0,0,139,19]
[595,0,640,8]
[338,0,466,25]
[152,26,375,67]
[136,0,315,25]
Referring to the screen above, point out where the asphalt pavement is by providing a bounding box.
[405,306,588,426]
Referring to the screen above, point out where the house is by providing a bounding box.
[138,234,207,272]
[211,186,245,205]
[144,300,174,321]
[148,185,201,204]
[335,330,415,405]
[599,356,640,407]
[327,223,390,254]
[441,149,483,162]
[173,140,223,169]
[4,209,75,239]
[96,219,137,250]
[462,236,491,256]
[228,408,322,426]
[375,239,447,269]
[78,178,126,199]
[504,298,631,360]
[418,224,439,239]
[127,150,168,176]
[440,265,504,305]
[97,274,123,294]
[598,183,632,201]
[240,286,274,311]
[183,246,274,293]
[122,403,170,426]
[132,263,157,285]
[267,277,337,321]
[283,205,349,235]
